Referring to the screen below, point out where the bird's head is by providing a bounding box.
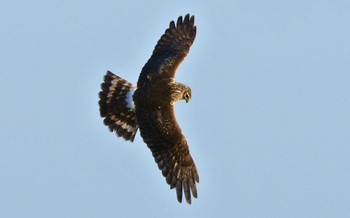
[170,82,192,105]
[182,87,191,103]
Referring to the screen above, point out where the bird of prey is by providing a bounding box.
[98,14,199,204]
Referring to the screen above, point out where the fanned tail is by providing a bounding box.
[99,71,138,141]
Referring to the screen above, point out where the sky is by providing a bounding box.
[1,0,350,217]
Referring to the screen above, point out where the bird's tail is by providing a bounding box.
[99,71,138,142]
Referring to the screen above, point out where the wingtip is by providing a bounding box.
[189,15,195,26]
[176,180,183,203]
[176,15,183,28]
[106,70,114,76]
[169,20,175,29]
[176,14,195,26]
[170,14,196,30]
[183,178,192,204]
[184,14,190,24]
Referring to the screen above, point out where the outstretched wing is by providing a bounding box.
[134,102,199,204]
[137,14,196,88]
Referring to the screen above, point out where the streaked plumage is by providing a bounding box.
[99,14,199,204]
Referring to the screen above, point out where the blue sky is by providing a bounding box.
[1,1,349,217]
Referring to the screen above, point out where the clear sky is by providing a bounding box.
[1,1,349,217]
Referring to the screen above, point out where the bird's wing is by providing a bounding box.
[137,14,196,88]
[135,104,199,204]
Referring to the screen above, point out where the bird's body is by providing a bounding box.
[99,14,198,204]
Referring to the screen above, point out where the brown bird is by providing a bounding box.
[99,14,199,204]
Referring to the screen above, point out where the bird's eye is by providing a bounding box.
[183,92,190,103]
[184,92,189,99]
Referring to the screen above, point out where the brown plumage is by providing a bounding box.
[99,14,199,204]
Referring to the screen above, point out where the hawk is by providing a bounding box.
[99,14,199,204]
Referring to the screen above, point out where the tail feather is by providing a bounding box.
[99,71,138,142]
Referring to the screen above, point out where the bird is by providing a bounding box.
[98,14,199,204]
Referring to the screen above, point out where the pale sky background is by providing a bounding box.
[1,1,349,218]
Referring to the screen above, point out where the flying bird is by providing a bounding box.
[98,14,199,204]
